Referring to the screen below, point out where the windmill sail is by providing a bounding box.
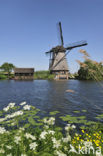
[59,22,64,46]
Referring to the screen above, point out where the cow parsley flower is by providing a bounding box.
[23,105,31,110]
[29,142,37,150]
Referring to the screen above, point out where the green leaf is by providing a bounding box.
[73,110,80,113]
[77,116,86,119]
[28,117,36,125]
[49,111,59,115]
[24,123,30,128]
[82,110,87,112]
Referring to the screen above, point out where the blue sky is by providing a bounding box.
[0,0,103,73]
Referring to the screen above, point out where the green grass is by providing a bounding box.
[34,70,55,80]
[0,74,7,80]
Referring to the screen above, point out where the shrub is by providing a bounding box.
[77,59,103,80]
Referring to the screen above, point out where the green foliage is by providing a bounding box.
[49,111,59,115]
[0,74,7,79]
[77,59,103,80]
[0,62,15,73]
[34,70,55,80]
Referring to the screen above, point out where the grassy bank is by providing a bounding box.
[0,74,7,80]
[0,71,55,80]
[34,71,55,80]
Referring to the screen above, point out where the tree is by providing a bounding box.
[0,62,15,78]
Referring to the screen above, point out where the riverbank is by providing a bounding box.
[0,71,76,80]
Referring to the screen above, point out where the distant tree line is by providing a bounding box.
[0,56,103,81]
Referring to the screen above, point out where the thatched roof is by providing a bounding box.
[14,68,34,73]
[50,46,66,53]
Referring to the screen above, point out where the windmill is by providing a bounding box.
[45,22,87,79]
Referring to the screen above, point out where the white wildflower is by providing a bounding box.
[3,103,15,112]
[3,106,9,112]
[71,125,76,129]
[11,121,16,126]
[65,124,71,131]
[6,145,12,149]
[23,105,31,110]
[55,150,67,156]
[0,118,6,122]
[48,117,55,125]
[0,149,5,153]
[6,111,23,119]
[21,154,27,156]
[8,103,15,108]
[43,118,48,124]
[0,127,7,134]
[44,125,49,129]
[40,131,48,139]
[20,101,26,106]
[14,136,21,144]
[18,127,25,133]
[29,142,37,150]
[62,135,71,143]
[52,138,61,148]
[25,133,36,140]
[48,130,55,135]
[43,117,55,125]
[7,154,12,156]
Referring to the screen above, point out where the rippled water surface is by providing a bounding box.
[0,80,103,122]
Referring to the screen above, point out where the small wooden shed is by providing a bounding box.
[14,68,34,80]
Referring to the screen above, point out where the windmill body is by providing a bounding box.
[49,46,69,79]
[45,22,88,79]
